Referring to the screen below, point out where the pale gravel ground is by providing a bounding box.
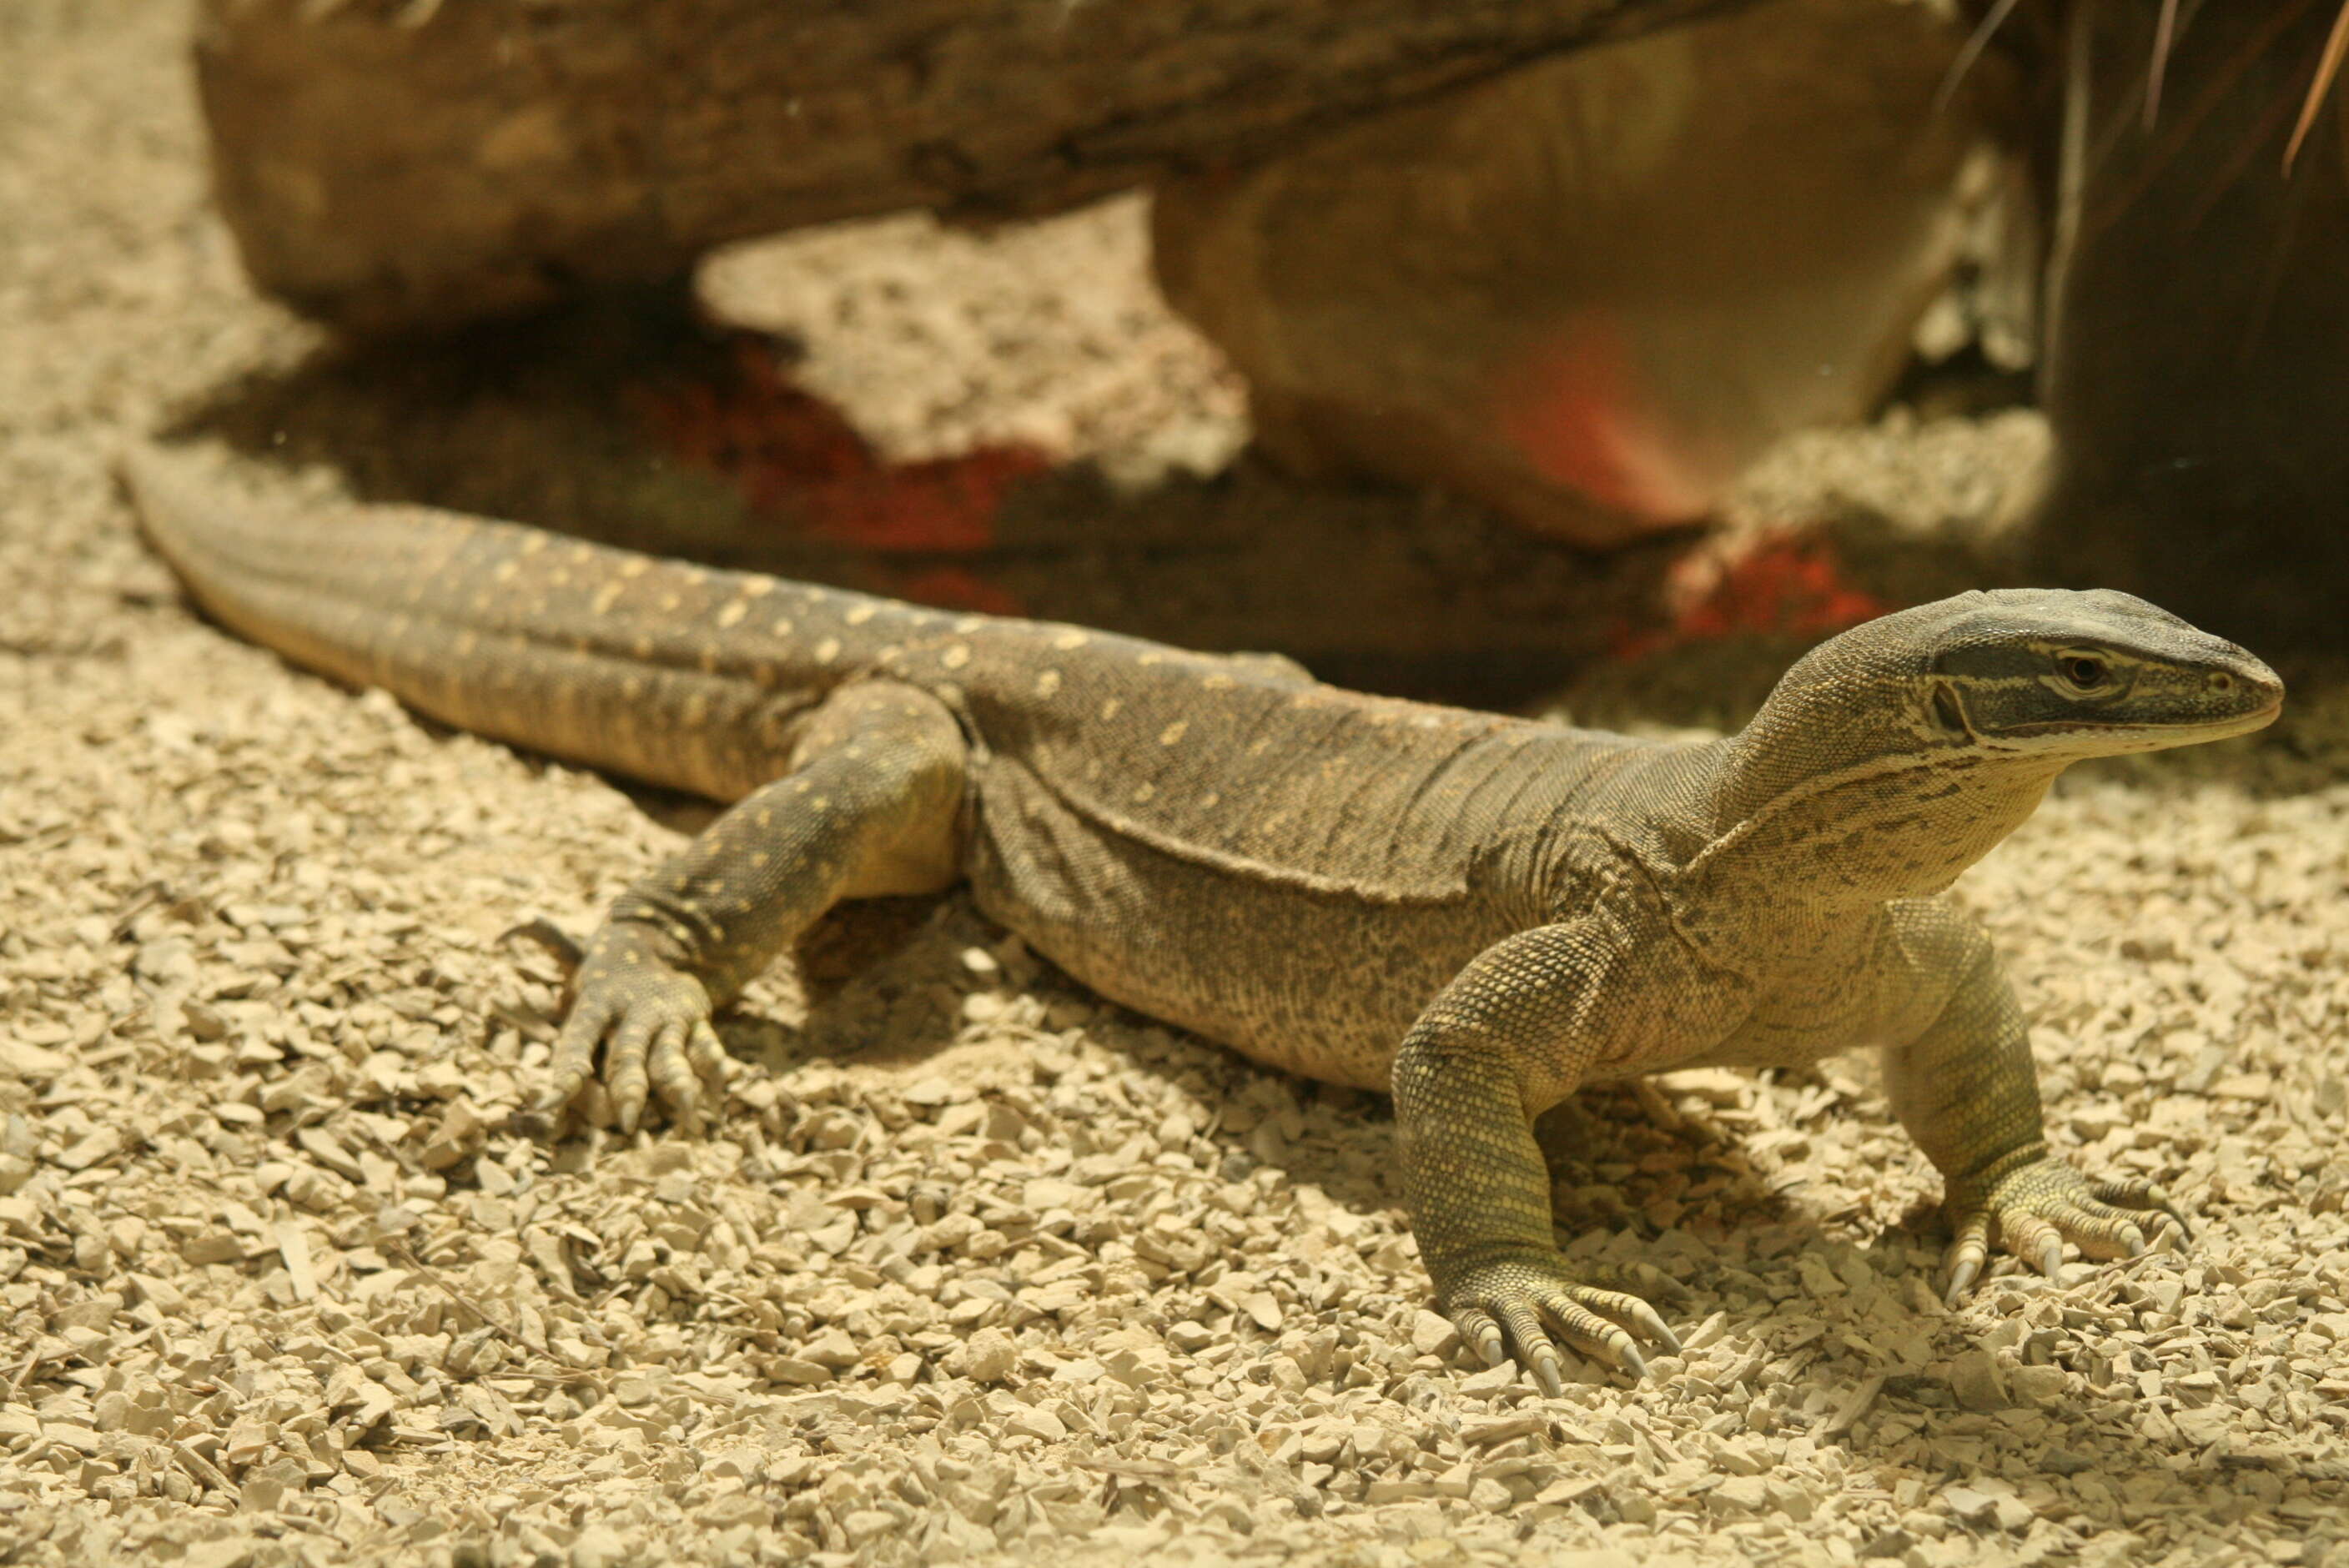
[4,5,2349,1568]
[698,201,1252,491]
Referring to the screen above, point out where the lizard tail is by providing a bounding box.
[120,447,862,801]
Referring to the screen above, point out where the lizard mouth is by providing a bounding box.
[2003,696,2283,751]
[2191,697,2287,740]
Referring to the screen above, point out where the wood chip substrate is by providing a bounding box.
[2,4,2345,1565]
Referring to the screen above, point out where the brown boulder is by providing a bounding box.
[1154,0,2017,547]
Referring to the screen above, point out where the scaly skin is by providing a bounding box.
[127,450,2282,1391]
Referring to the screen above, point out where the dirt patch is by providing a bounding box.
[2,6,2346,1568]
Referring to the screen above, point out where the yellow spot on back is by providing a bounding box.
[942,644,971,671]
[815,638,841,664]
[953,615,986,634]
[743,578,775,598]
[716,600,749,628]
[810,796,831,811]
[618,557,650,577]
[772,617,795,637]
[1132,782,1156,803]
[659,593,682,612]
[591,582,624,615]
[551,569,573,588]
[494,560,521,582]
[455,631,479,656]
[1054,630,1089,651]
[1159,721,1188,746]
[1100,698,1121,720]
[520,534,549,555]
[1137,652,1164,666]
[1200,792,1221,809]
[1035,669,1062,697]
[622,675,646,700]
[682,692,710,726]
[845,604,877,626]
[1202,672,1235,691]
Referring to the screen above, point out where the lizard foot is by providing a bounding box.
[536,924,730,1135]
[1442,1251,1681,1395]
[1941,1155,2189,1304]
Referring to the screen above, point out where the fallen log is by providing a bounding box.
[194,0,1738,335]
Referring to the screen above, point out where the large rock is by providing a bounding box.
[1154,0,2020,547]
[189,0,1733,334]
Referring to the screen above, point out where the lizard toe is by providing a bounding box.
[1574,1286,1684,1359]
[1441,1253,1674,1390]
[2051,1196,2156,1260]
[1535,1291,1650,1380]
[1524,1343,1568,1400]
[646,1020,703,1134]
[2088,1177,2192,1244]
[1452,1309,1510,1369]
[540,1013,606,1116]
[605,1011,658,1136]
[1491,1299,1566,1395]
[686,1021,730,1093]
[1946,1154,2196,1303]
[1996,1211,2065,1280]
[1939,1212,1991,1305]
[537,927,722,1135]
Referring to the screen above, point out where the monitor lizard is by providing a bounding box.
[124,449,2284,1395]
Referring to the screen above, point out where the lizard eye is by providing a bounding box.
[2060,654,2110,690]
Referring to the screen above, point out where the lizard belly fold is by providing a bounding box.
[1659,912,1929,1075]
[964,759,1507,1091]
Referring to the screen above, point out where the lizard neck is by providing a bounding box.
[1688,744,2067,918]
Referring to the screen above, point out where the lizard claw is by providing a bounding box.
[1440,1251,1677,1390]
[1942,1154,2190,1304]
[1528,1344,1570,1398]
[538,923,726,1135]
[1941,1246,1984,1306]
[2092,1175,2191,1245]
[1461,1315,1510,1369]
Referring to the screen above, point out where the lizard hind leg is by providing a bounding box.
[541,679,968,1134]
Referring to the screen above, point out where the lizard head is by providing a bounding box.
[1905,588,2282,758]
[1717,589,2281,857]
[1742,588,2282,772]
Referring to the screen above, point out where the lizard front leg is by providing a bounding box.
[1882,902,2188,1303]
[540,680,967,1133]
[1392,918,1694,1392]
